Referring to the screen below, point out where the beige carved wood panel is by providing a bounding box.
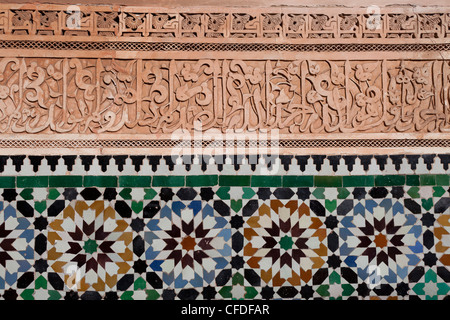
[0,3,449,154]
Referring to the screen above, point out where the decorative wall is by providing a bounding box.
[0,3,449,300]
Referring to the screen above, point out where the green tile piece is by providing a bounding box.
[420,175,435,186]
[48,189,61,200]
[433,186,446,198]
[406,175,420,186]
[374,175,405,186]
[325,199,337,212]
[219,175,251,186]
[119,188,132,200]
[283,176,314,187]
[49,176,82,188]
[144,188,157,200]
[314,176,342,187]
[84,176,117,187]
[435,175,450,186]
[252,175,282,187]
[20,289,34,300]
[186,175,218,187]
[152,176,185,187]
[0,176,15,188]
[216,187,230,200]
[17,176,48,188]
[119,176,151,188]
[48,290,62,300]
[34,201,47,214]
[146,290,160,300]
[242,187,256,199]
[35,275,47,289]
[343,176,374,187]
[20,188,33,200]
[407,186,421,198]
[131,201,143,213]
[312,188,325,199]
[337,188,350,199]
[231,199,242,213]
[422,198,433,211]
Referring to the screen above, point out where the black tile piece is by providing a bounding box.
[352,187,367,200]
[47,200,66,217]
[63,188,78,201]
[298,285,312,299]
[80,188,101,201]
[216,269,231,286]
[256,188,272,200]
[297,188,311,200]
[343,156,357,172]
[244,269,260,286]
[232,232,243,253]
[45,156,61,172]
[337,199,353,216]
[133,235,145,256]
[368,187,389,199]
[327,155,341,172]
[438,154,450,170]
[309,200,325,216]
[143,201,161,219]
[358,155,373,171]
[202,286,217,300]
[17,201,34,217]
[272,188,294,199]
[178,289,199,300]
[261,286,274,300]
[327,232,339,252]
[280,286,300,299]
[34,259,48,273]
[230,256,244,269]
[356,283,370,297]
[81,292,102,300]
[405,155,420,171]
[421,154,435,170]
[34,234,47,255]
[215,155,226,171]
[437,267,450,282]
[434,197,450,213]
[115,201,132,218]
[421,212,435,227]
[246,154,259,171]
[103,188,117,201]
[327,254,341,268]
[230,215,244,229]
[423,252,438,266]
[113,155,127,172]
[117,274,134,291]
[159,188,174,202]
[80,155,95,171]
[389,155,404,171]
[132,259,147,274]
[232,155,245,171]
[391,186,404,199]
[0,156,8,172]
[279,155,293,171]
[374,155,388,171]
[325,216,339,229]
[64,291,79,300]
[200,188,214,201]
[396,282,410,297]
[373,284,394,296]
[404,199,422,214]
[146,272,163,289]
[294,156,309,172]
[311,155,326,171]
[2,189,17,202]
[33,216,48,231]
[161,289,176,300]
[96,156,111,172]
[2,289,18,300]
[423,229,434,250]
[130,218,145,232]
[104,292,119,300]
[200,155,211,172]
[408,266,424,282]
[341,268,358,283]
[242,200,259,217]
[48,273,64,290]
[10,155,26,172]
[62,156,76,171]
[17,272,34,288]
[29,156,44,172]
[214,200,230,216]
[130,156,145,171]
[181,155,194,171]
[176,188,198,200]
[313,268,328,285]
[163,155,175,171]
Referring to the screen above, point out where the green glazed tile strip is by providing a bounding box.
[219,175,251,186]
[49,176,83,188]
[119,176,152,188]
[420,175,435,186]
[314,176,342,187]
[84,176,118,187]
[374,175,405,186]
[343,176,374,187]
[406,175,420,186]
[0,176,15,188]
[436,175,450,186]
[252,175,282,187]
[152,176,185,187]
[283,176,314,187]
[186,175,218,187]
[17,176,48,188]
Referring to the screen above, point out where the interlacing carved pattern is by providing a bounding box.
[0,5,449,40]
[0,58,449,134]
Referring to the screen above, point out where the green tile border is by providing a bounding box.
[0,174,450,188]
